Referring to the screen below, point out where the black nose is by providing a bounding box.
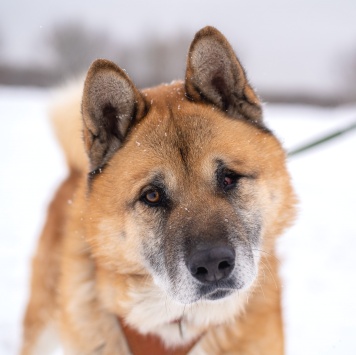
[187,246,235,283]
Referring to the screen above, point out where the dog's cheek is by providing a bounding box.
[247,173,296,251]
[231,182,263,245]
[139,224,199,304]
[84,212,148,274]
[226,184,265,287]
[141,232,166,277]
[134,211,172,288]
[163,234,199,303]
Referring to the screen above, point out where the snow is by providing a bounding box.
[265,105,356,355]
[0,86,355,354]
[0,87,67,354]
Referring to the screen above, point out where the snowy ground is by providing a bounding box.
[0,86,355,355]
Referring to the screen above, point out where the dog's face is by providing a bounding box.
[81,27,295,305]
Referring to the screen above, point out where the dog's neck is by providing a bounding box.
[97,271,249,350]
[118,317,200,355]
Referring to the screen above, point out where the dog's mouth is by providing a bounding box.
[197,280,239,301]
[204,288,234,301]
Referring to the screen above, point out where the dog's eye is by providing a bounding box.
[223,175,234,187]
[216,161,244,193]
[142,189,162,206]
[220,171,241,192]
[223,174,237,190]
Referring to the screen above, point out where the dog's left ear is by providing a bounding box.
[185,26,262,124]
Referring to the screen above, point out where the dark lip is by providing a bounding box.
[198,279,237,295]
[181,285,238,305]
[204,289,234,300]
[198,279,239,301]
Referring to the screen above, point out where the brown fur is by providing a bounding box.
[22,26,296,354]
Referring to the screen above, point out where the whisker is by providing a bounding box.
[252,248,280,263]
[259,259,278,289]
[257,279,266,300]
[165,294,169,316]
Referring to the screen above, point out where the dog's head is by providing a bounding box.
[81,27,296,304]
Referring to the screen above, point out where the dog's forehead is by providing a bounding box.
[134,82,214,155]
[136,83,275,156]
[115,81,284,182]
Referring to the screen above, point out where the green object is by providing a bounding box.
[288,120,356,157]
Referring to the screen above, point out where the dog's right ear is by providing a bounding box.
[82,59,146,172]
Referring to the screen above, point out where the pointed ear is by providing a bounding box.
[185,26,262,124]
[82,59,146,171]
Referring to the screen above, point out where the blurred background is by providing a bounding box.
[0,0,356,105]
[0,1,355,354]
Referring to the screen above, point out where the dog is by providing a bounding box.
[21,26,296,354]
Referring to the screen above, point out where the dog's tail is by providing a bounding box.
[49,81,88,173]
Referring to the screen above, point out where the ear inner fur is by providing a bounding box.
[185,26,262,125]
[82,59,146,171]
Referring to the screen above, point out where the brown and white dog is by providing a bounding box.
[21,26,296,354]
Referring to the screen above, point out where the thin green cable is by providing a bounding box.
[288,120,356,157]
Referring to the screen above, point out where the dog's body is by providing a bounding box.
[22,27,296,354]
